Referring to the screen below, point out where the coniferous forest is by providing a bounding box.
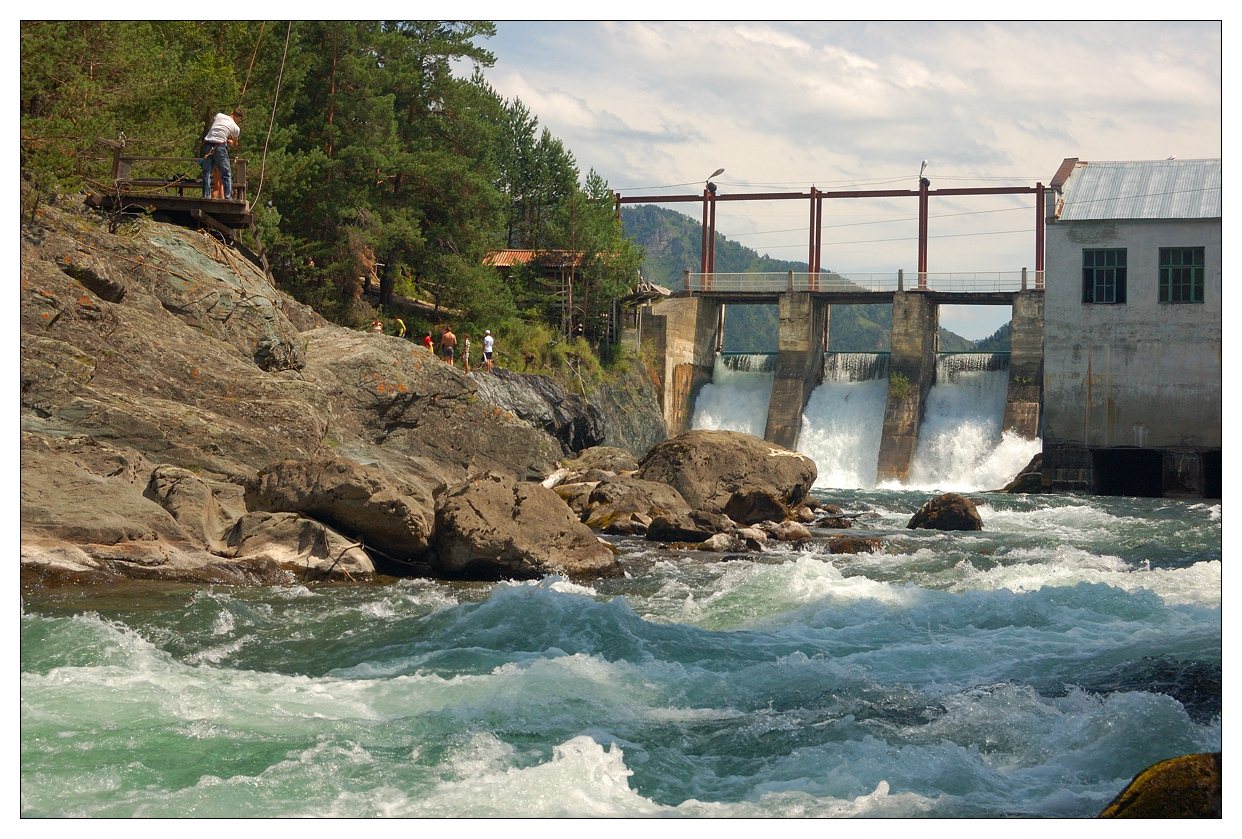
[19,21,642,361]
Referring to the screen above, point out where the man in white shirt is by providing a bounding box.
[483,330,495,372]
[201,108,242,199]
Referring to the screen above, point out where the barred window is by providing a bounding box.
[1082,249,1127,304]
[1159,247,1204,303]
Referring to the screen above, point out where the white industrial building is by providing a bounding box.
[1041,157,1221,497]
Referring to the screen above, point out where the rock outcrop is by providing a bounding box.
[19,200,639,583]
[907,493,984,531]
[431,472,621,580]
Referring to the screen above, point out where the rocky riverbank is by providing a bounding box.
[19,199,669,585]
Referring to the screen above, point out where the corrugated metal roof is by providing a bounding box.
[1059,158,1221,221]
[484,249,583,268]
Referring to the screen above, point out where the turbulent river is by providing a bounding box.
[20,357,1221,818]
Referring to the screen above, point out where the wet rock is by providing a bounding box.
[723,486,790,525]
[907,493,983,531]
[646,510,736,544]
[1099,752,1221,818]
[432,472,620,580]
[825,535,883,554]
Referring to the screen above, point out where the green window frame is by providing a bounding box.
[1159,247,1204,303]
[1082,249,1127,304]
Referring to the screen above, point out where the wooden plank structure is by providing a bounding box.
[86,139,254,241]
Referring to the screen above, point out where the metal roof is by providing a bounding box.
[1058,158,1221,221]
[483,249,583,269]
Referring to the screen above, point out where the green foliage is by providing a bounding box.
[888,371,912,401]
[20,20,645,370]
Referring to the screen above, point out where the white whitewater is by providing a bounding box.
[902,353,1041,491]
[798,353,890,489]
[690,354,774,439]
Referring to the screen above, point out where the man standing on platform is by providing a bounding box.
[201,108,242,200]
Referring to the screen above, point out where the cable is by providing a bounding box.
[252,21,291,205]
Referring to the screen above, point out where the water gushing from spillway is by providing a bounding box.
[901,353,1041,491]
[694,350,1039,492]
[690,354,774,439]
[798,353,890,489]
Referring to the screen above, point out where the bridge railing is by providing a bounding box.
[685,270,1043,294]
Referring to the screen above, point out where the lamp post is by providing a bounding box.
[702,169,724,287]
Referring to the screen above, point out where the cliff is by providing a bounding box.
[19,197,665,584]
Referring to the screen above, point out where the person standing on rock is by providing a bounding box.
[482,329,495,372]
[200,108,242,200]
[393,316,406,339]
[422,332,433,352]
[440,326,457,365]
[369,319,383,334]
[462,333,472,373]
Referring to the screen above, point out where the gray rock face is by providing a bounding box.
[432,473,621,580]
[562,445,641,475]
[907,493,984,531]
[470,369,605,454]
[20,201,655,583]
[637,430,817,515]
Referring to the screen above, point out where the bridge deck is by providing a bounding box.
[676,289,1036,305]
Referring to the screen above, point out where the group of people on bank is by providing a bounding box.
[368,319,495,372]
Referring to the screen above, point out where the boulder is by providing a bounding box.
[761,519,812,543]
[646,510,735,544]
[723,487,789,525]
[244,455,438,560]
[582,475,692,534]
[1099,752,1221,818]
[907,493,983,531]
[996,453,1044,493]
[637,430,816,515]
[432,472,621,580]
[814,503,857,529]
[553,481,599,519]
[824,535,883,554]
[562,445,640,475]
[225,511,377,580]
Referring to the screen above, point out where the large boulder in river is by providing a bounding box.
[1099,752,1221,818]
[637,430,816,516]
[907,493,983,531]
[432,472,621,580]
[581,474,692,534]
[244,455,438,561]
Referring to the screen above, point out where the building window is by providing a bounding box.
[1159,247,1205,303]
[1082,249,1127,304]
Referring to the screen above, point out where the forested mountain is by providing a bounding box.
[19,21,639,353]
[621,205,982,353]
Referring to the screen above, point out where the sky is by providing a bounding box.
[464,17,1223,339]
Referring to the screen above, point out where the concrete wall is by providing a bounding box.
[763,293,827,449]
[876,292,938,482]
[1042,217,1222,493]
[1002,291,1044,438]
[640,296,721,437]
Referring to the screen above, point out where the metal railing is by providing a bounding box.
[685,269,1044,295]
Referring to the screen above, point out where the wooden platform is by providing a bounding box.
[86,140,255,241]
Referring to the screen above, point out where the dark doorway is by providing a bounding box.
[1091,448,1163,497]
[1203,450,1221,499]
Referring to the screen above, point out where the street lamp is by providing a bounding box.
[706,167,724,194]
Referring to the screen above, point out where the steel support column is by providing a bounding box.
[917,176,930,289]
[1035,183,1045,289]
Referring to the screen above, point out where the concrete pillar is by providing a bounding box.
[876,292,938,482]
[763,292,828,449]
[641,296,721,437]
[1003,291,1044,438]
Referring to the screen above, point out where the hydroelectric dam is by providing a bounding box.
[638,273,1044,488]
